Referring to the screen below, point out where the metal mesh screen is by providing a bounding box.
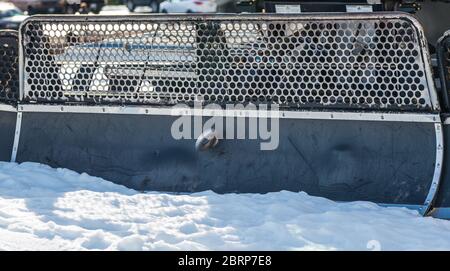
[21,14,435,110]
[0,31,19,104]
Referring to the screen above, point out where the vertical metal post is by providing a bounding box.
[10,111,22,162]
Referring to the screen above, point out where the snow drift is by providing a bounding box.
[0,162,450,250]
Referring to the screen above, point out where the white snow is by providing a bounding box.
[0,161,450,251]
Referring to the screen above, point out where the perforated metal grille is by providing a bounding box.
[21,15,435,110]
[0,31,19,104]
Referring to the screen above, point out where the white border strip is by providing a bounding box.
[17,104,440,123]
[0,104,17,113]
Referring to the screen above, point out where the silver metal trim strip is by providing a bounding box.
[420,123,444,216]
[0,104,17,113]
[17,104,440,123]
[10,111,22,162]
[17,12,430,23]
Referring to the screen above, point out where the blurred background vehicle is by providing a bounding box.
[124,0,161,12]
[0,0,448,49]
[234,0,450,51]
[65,0,105,14]
[8,0,105,15]
[9,0,65,14]
[160,0,217,13]
[235,0,450,14]
[0,2,27,30]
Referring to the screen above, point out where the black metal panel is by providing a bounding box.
[16,112,436,205]
[0,111,16,162]
[0,30,19,105]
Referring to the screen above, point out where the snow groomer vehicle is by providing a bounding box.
[1,0,450,219]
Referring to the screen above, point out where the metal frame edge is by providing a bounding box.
[17,104,440,123]
[420,123,444,216]
[0,104,17,113]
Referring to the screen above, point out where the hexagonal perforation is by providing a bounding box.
[0,30,19,104]
[20,15,434,111]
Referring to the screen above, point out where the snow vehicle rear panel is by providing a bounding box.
[0,13,449,218]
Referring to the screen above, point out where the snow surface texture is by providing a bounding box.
[0,162,450,251]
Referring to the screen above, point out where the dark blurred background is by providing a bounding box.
[0,0,449,46]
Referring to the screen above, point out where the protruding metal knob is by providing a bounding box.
[195,129,219,151]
